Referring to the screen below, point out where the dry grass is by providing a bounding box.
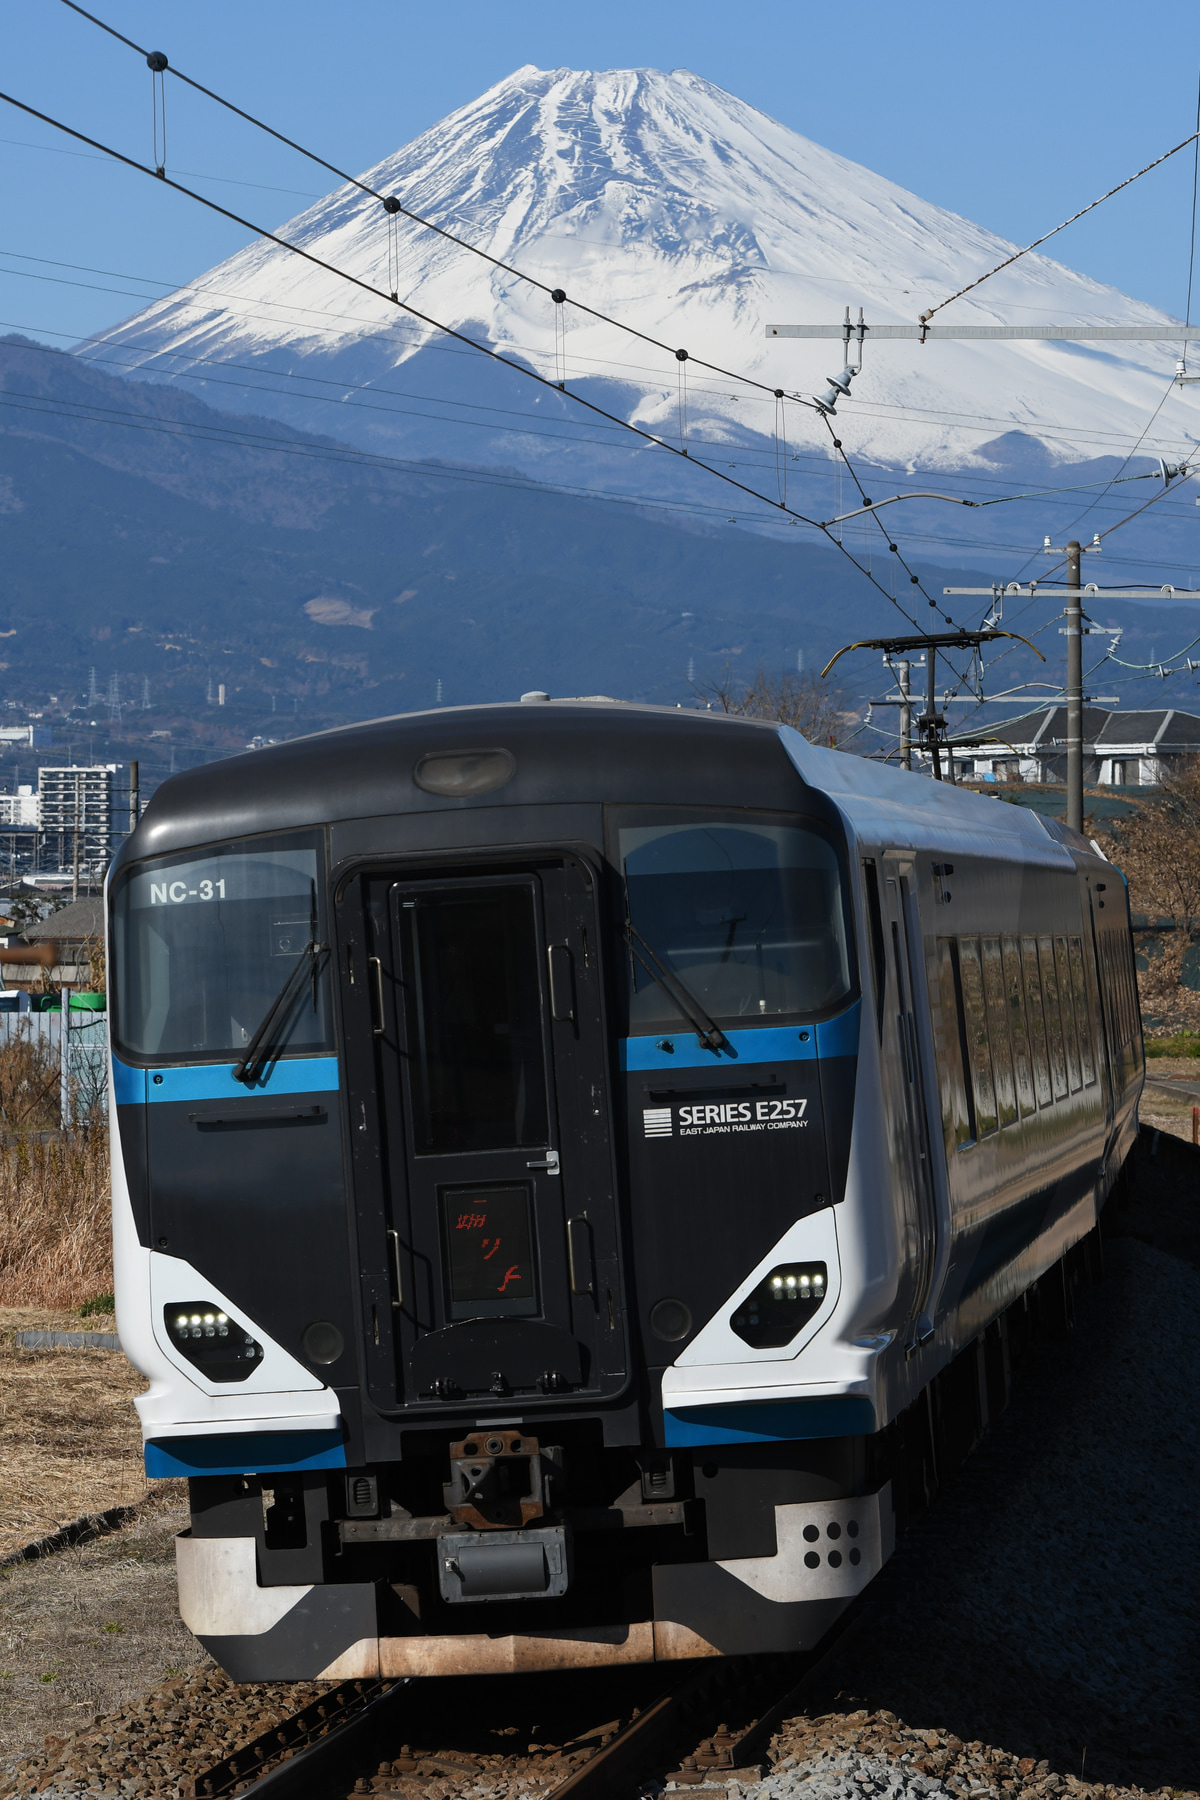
[0,1039,61,1137]
[0,1131,111,1312]
[1140,1059,1200,1144]
[1139,1094,1200,1143]
[0,1318,146,1563]
[0,1489,209,1791]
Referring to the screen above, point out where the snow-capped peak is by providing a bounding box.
[82,65,1197,475]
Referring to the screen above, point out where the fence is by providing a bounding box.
[0,1011,108,1127]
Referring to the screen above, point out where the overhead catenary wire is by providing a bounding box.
[945,479,1199,742]
[0,90,813,508]
[818,411,965,640]
[49,0,980,620]
[3,247,1196,468]
[919,125,1200,325]
[0,129,325,198]
[1183,61,1200,368]
[56,0,801,410]
[14,313,1200,583]
[30,6,1200,721]
[0,86,946,639]
[0,386,820,525]
[12,313,1200,569]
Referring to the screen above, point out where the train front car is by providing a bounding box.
[106,701,1140,1680]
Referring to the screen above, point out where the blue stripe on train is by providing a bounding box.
[620,999,860,1072]
[664,1395,877,1446]
[144,1429,347,1478]
[112,1055,340,1105]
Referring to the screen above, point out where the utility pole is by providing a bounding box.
[71,773,81,903]
[924,646,945,781]
[1030,534,1100,833]
[128,760,139,839]
[896,660,912,770]
[1065,541,1083,835]
[867,656,924,766]
[944,572,1200,820]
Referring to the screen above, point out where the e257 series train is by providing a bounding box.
[106,700,1143,1680]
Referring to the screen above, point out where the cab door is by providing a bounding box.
[880,857,942,1343]
[348,857,627,1411]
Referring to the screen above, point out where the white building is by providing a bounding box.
[928,708,1200,787]
[0,727,52,748]
[37,765,122,869]
[0,785,37,827]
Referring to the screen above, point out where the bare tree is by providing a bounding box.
[698,666,852,746]
[1096,755,1200,1030]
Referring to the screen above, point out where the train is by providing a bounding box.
[106,698,1143,1680]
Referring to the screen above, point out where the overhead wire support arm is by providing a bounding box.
[821,629,1044,681]
[944,584,1200,599]
[767,322,1200,341]
[820,490,980,528]
[822,630,1044,786]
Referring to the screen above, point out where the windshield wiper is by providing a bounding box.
[234,937,328,1086]
[626,923,729,1053]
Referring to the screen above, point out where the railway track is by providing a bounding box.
[191,1610,867,1799]
[15,1204,1200,1799]
[182,1222,1112,1800]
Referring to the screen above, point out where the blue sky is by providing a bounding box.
[3,0,1200,348]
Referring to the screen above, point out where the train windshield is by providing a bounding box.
[619,815,852,1032]
[112,833,331,1063]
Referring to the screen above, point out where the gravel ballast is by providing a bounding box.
[7,1232,1200,1798]
[744,1234,1200,1800]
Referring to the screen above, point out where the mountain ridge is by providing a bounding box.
[77,62,1196,497]
[4,333,1200,742]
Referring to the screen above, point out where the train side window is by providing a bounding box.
[862,860,888,1043]
[981,937,1017,1127]
[1102,933,1129,1085]
[1130,951,1145,1073]
[1099,933,1122,1074]
[1001,936,1036,1116]
[1021,936,1053,1108]
[932,937,976,1148]
[957,938,997,1136]
[1117,933,1144,1080]
[1038,935,1069,1100]
[1067,936,1097,1087]
[1054,936,1082,1091]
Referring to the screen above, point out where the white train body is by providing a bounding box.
[106,705,1140,1677]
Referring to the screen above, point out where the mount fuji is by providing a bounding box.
[78,62,1200,568]
[7,66,1200,737]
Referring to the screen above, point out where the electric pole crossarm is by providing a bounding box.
[767,323,1199,340]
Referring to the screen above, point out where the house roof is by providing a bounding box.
[1147,709,1200,746]
[23,896,104,942]
[975,706,1108,748]
[971,707,1200,754]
